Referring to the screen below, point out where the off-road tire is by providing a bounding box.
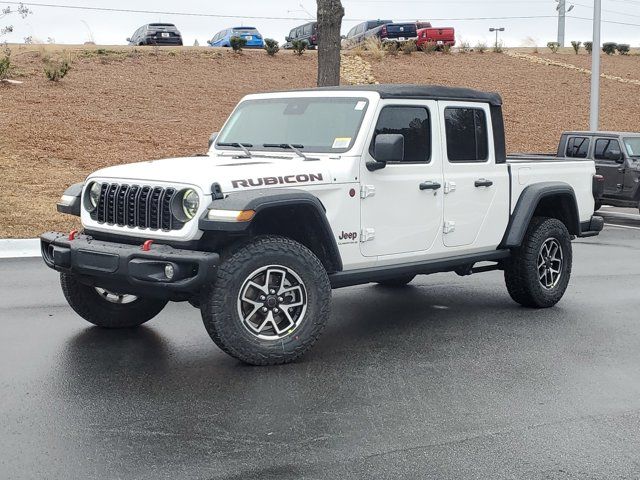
[60,273,168,328]
[200,235,331,366]
[504,217,572,308]
[594,200,602,211]
[376,275,416,287]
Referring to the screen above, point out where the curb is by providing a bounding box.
[0,239,41,259]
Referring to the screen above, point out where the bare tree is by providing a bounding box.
[1,3,31,37]
[316,0,344,87]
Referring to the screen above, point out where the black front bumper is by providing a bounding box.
[40,232,220,300]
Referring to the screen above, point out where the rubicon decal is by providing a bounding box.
[231,173,323,189]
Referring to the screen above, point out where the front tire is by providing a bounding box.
[504,217,572,308]
[60,273,168,328]
[200,236,331,365]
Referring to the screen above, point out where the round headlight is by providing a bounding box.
[88,182,101,211]
[182,189,199,220]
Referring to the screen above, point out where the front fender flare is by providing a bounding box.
[199,188,343,271]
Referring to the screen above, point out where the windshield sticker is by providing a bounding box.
[355,101,367,111]
[332,137,352,149]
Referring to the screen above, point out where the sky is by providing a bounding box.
[1,0,640,47]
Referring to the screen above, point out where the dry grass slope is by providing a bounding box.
[1,46,640,238]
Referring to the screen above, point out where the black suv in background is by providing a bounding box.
[127,23,183,46]
[342,19,392,48]
[558,131,640,211]
[283,21,318,49]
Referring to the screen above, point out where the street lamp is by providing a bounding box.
[489,27,505,49]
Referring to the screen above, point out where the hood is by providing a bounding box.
[87,154,333,194]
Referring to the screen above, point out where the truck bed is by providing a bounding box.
[505,154,597,223]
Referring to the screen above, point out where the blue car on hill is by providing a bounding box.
[207,26,264,48]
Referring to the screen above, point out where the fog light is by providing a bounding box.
[164,264,175,280]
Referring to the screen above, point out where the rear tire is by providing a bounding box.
[594,200,602,211]
[200,236,331,365]
[60,273,167,328]
[376,275,416,287]
[504,217,572,308]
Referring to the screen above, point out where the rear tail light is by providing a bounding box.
[381,25,387,37]
[592,174,605,200]
[311,34,317,42]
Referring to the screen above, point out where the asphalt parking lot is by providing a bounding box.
[1,208,640,480]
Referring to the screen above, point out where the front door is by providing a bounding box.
[438,102,510,248]
[594,138,625,198]
[360,100,443,257]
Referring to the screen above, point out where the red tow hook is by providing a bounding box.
[142,239,154,251]
[68,229,78,241]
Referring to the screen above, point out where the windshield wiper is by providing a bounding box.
[262,143,318,161]
[217,142,253,158]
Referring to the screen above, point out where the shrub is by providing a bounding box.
[547,42,560,53]
[44,57,71,82]
[602,42,617,55]
[421,41,438,54]
[584,41,593,54]
[384,41,398,57]
[229,36,247,53]
[475,41,487,53]
[364,37,386,60]
[458,41,470,53]
[0,47,11,80]
[442,44,452,54]
[493,41,504,53]
[291,39,307,55]
[617,43,630,55]
[402,40,417,55]
[264,38,279,56]
[571,40,581,54]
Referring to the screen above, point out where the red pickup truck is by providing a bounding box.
[416,27,456,49]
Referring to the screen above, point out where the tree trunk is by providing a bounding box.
[316,0,344,87]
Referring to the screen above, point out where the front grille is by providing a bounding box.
[91,183,184,231]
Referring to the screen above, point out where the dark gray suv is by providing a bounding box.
[558,131,640,211]
[127,23,183,46]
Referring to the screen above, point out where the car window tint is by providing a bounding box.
[444,107,489,162]
[370,106,431,163]
[565,136,590,158]
[304,24,312,35]
[594,139,620,160]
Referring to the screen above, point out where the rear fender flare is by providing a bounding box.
[501,182,579,248]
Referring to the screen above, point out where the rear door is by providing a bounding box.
[359,100,444,257]
[438,102,510,248]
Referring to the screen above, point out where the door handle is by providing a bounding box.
[419,181,441,191]
[474,178,493,187]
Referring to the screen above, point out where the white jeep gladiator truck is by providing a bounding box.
[41,85,604,365]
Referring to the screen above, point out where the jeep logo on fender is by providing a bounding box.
[231,173,323,189]
[337,231,358,244]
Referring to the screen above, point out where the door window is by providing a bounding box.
[370,106,431,163]
[565,136,590,158]
[444,107,488,162]
[594,138,621,160]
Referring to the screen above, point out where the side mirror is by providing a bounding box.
[208,132,219,149]
[367,134,404,171]
[126,37,131,42]
[608,150,624,163]
[285,36,291,42]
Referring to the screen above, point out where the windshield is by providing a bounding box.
[623,137,640,157]
[216,97,369,153]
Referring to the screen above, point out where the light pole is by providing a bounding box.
[590,0,602,130]
[555,0,575,47]
[489,27,505,50]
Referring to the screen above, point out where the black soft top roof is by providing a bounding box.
[292,84,502,106]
